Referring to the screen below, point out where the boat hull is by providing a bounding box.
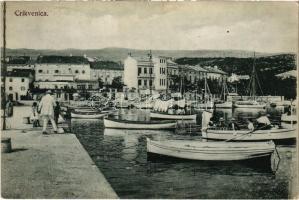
[146,138,275,161]
[281,114,297,123]
[202,128,297,141]
[215,102,233,108]
[150,112,197,120]
[234,101,266,109]
[104,118,177,130]
[71,112,106,119]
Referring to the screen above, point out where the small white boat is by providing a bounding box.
[150,111,197,120]
[146,138,275,161]
[74,108,99,113]
[71,111,106,119]
[281,113,297,123]
[202,127,296,141]
[104,118,177,129]
[234,100,266,109]
[215,101,233,109]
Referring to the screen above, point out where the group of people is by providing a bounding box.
[30,90,61,134]
[210,112,272,131]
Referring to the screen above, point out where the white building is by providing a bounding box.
[179,65,208,83]
[1,71,31,101]
[6,56,34,71]
[34,55,91,89]
[124,54,168,93]
[228,73,250,83]
[90,61,123,85]
[204,65,228,82]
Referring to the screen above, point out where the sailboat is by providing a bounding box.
[234,53,266,109]
[215,80,233,109]
[192,75,214,111]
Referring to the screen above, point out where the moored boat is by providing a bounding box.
[215,101,233,109]
[202,127,296,141]
[150,111,197,120]
[146,138,275,161]
[281,113,297,123]
[104,118,177,129]
[234,100,266,109]
[71,111,106,119]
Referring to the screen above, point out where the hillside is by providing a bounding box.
[4,47,289,63]
[175,54,297,98]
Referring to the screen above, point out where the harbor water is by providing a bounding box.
[72,108,297,199]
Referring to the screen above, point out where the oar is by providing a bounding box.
[224,125,268,142]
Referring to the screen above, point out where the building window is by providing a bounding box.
[55,70,59,73]
[20,86,25,91]
[138,80,142,86]
[88,85,92,89]
[138,68,141,75]
[149,68,153,74]
[75,70,79,74]
[9,78,12,82]
[21,78,25,82]
[144,68,147,74]
[9,86,13,91]
[38,69,43,73]
[144,80,147,86]
[149,80,152,86]
[82,70,85,74]
[160,68,162,74]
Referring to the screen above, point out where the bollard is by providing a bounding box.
[1,137,12,153]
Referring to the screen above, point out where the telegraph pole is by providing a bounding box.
[2,2,7,130]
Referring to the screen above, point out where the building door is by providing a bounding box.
[8,94,14,101]
[15,93,19,101]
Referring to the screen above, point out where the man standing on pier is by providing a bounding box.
[38,90,58,134]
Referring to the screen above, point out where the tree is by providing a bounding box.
[169,75,180,92]
[111,76,123,91]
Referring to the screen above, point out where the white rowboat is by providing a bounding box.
[234,101,266,109]
[150,112,196,120]
[104,118,176,129]
[71,112,106,119]
[202,128,296,141]
[146,138,275,161]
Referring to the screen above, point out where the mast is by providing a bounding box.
[251,52,256,98]
[204,74,207,110]
[149,50,153,96]
[2,2,7,130]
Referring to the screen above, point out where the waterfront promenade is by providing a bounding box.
[1,110,118,198]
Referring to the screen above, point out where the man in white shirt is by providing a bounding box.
[38,90,58,134]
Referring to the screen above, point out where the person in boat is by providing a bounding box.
[247,119,255,131]
[228,118,240,130]
[267,103,281,125]
[216,117,227,129]
[256,112,272,130]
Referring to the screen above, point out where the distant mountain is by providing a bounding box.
[4,47,293,62]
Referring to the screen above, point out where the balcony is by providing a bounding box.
[137,73,155,78]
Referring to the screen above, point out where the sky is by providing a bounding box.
[5,1,299,53]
